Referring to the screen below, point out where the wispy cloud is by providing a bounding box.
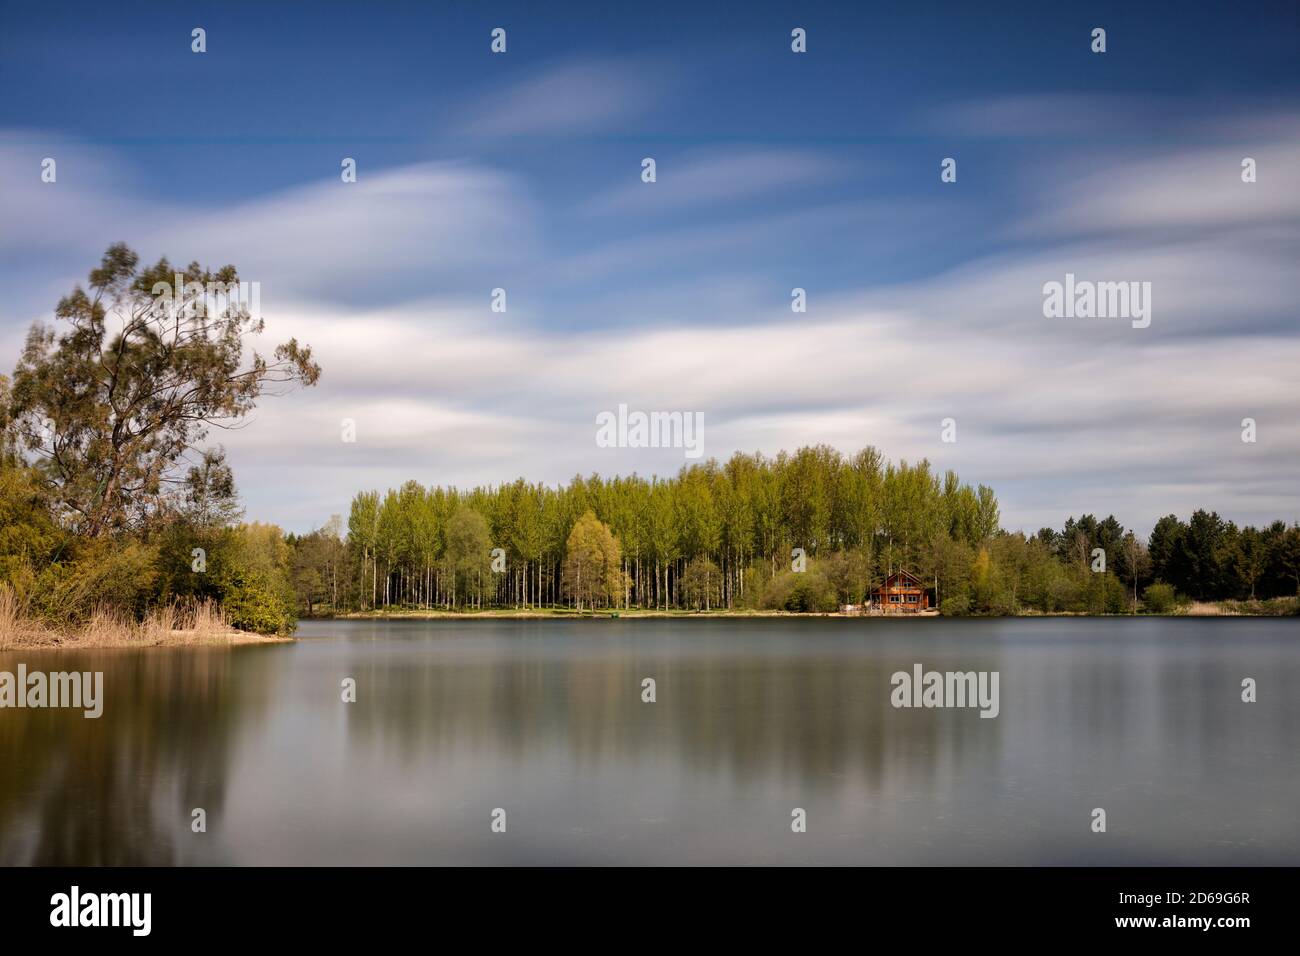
[455,59,663,139]
[578,148,850,216]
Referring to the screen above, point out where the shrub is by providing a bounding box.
[941,593,971,616]
[1142,581,1178,614]
[759,567,838,612]
[210,523,297,634]
[216,564,296,634]
[27,539,159,625]
[0,461,63,585]
[1103,573,1131,613]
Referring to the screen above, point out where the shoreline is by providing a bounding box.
[0,629,296,651]
[320,601,1293,622]
[4,601,1292,649]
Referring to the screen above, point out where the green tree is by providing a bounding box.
[346,491,380,609]
[5,244,318,536]
[290,518,346,615]
[1231,526,1268,600]
[442,505,492,609]
[0,456,63,590]
[679,556,722,610]
[562,510,623,611]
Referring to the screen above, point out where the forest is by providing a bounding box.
[286,447,1300,618]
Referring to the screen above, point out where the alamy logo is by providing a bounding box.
[595,403,704,460]
[1042,273,1151,329]
[0,666,103,718]
[50,886,151,936]
[890,663,1000,718]
[150,273,261,321]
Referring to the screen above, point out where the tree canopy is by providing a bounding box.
[3,243,319,536]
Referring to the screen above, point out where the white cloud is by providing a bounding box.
[456,59,661,139]
[159,161,540,302]
[578,148,850,216]
[1015,139,1300,236]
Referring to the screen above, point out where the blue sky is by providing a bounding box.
[1,0,1298,534]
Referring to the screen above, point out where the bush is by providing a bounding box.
[1103,573,1131,613]
[216,564,296,634]
[27,539,159,625]
[1142,581,1178,614]
[210,523,298,634]
[0,461,63,585]
[940,593,971,616]
[759,567,838,612]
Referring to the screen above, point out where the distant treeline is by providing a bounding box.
[286,446,1300,616]
[4,442,1298,631]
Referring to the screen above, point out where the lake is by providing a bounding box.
[1,617,1296,865]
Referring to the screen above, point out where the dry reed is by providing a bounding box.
[0,587,252,648]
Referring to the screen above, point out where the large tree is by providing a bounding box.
[4,243,319,536]
[442,504,492,608]
[562,510,623,611]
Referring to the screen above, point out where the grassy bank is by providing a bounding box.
[0,590,291,649]
[1186,597,1300,616]
[324,599,1298,621]
[331,606,845,620]
[7,597,1292,647]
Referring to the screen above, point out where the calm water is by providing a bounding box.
[1,617,1296,865]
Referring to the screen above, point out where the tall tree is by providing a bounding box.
[442,505,491,608]
[562,510,623,611]
[5,244,318,536]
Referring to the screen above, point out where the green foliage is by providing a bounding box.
[333,446,1002,612]
[562,510,624,610]
[5,244,317,537]
[321,452,1300,616]
[820,548,872,605]
[217,566,295,634]
[289,517,346,615]
[940,593,971,616]
[154,520,298,633]
[760,566,838,612]
[1142,582,1178,614]
[0,459,63,585]
[22,538,159,625]
[679,556,722,610]
[1145,512,1300,601]
[0,247,320,635]
[210,524,296,634]
[442,505,493,608]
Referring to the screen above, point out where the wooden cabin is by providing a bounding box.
[870,570,930,613]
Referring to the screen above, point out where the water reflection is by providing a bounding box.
[0,619,1296,865]
[0,647,283,865]
[337,628,1006,789]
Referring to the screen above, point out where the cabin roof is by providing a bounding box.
[874,569,924,589]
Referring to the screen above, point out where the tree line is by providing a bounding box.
[287,450,1300,616]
